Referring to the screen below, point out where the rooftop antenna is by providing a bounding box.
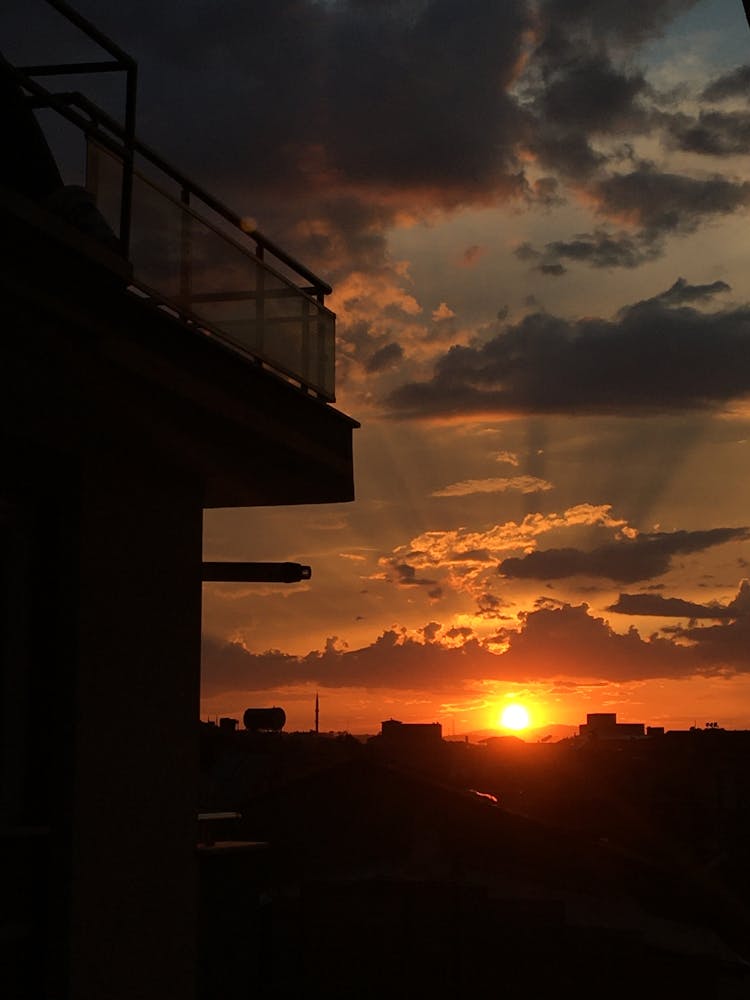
[315,692,319,734]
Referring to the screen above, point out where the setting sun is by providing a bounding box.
[500,704,530,731]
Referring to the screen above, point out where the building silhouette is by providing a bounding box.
[380,718,443,748]
[0,3,356,998]
[579,712,646,741]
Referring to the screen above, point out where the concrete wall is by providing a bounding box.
[68,456,202,1000]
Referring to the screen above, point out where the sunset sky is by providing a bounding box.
[15,0,750,734]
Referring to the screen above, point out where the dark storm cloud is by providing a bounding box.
[538,263,566,276]
[610,579,750,619]
[665,110,750,156]
[526,48,649,179]
[678,614,750,669]
[531,132,606,182]
[387,281,750,417]
[10,0,542,284]
[47,0,531,207]
[513,166,750,277]
[671,581,750,668]
[495,603,700,681]
[523,1,697,180]
[608,594,735,618]
[11,1,708,235]
[702,64,750,102]
[498,527,749,584]
[476,593,510,619]
[539,0,699,47]
[592,164,750,235]
[652,276,730,305]
[321,0,529,196]
[10,0,737,353]
[546,231,657,269]
[387,561,438,588]
[201,629,506,693]
[535,53,647,132]
[365,342,404,373]
[522,230,662,274]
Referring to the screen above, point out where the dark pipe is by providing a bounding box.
[202,562,311,583]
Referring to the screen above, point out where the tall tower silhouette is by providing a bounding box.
[315,692,320,734]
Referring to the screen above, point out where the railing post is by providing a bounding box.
[255,244,265,353]
[85,137,99,202]
[179,187,192,313]
[302,299,311,386]
[318,310,328,398]
[119,62,137,256]
[315,290,325,395]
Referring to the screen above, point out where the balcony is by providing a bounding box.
[3,0,336,401]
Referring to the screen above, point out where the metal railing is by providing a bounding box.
[6,0,336,400]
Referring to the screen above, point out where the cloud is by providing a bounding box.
[395,504,633,572]
[365,342,405,373]
[609,593,734,619]
[518,161,750,276]
[432,475,553,497]
[35,1,704,251]
[432,302,456,321]
[495,451,519,466]
[381,503,635,599]
[653,276,730,305]
[494,602,700,681]
[387,280,750,418]
[476,593,509,618]
[78,0,529,206]
[538,262,566,276]
[521,229,662,273]
[499,527,749,584]
[664,110,750,157]
[27,0,738,403]
[202,628,502,693]
[383,560,438,588]
[702,64,750,102]
[672,582,750,669]
[522,2,697,180]
[609,579,750,618]
[538,0,699,48]
[202,589,750,695]
[591,164,750,236]
[527,50,649,179]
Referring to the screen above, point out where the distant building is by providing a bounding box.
[579,713,645,740]
[380,719,443,750]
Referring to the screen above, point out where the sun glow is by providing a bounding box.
[500,704,530,731]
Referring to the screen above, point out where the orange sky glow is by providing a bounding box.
[185,1,750,736]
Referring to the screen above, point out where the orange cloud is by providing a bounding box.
[432,302,456,321]
[432,475,552,497]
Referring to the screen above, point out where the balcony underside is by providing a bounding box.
[0,185,357,508]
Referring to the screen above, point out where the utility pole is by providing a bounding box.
[315,692,319,734]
